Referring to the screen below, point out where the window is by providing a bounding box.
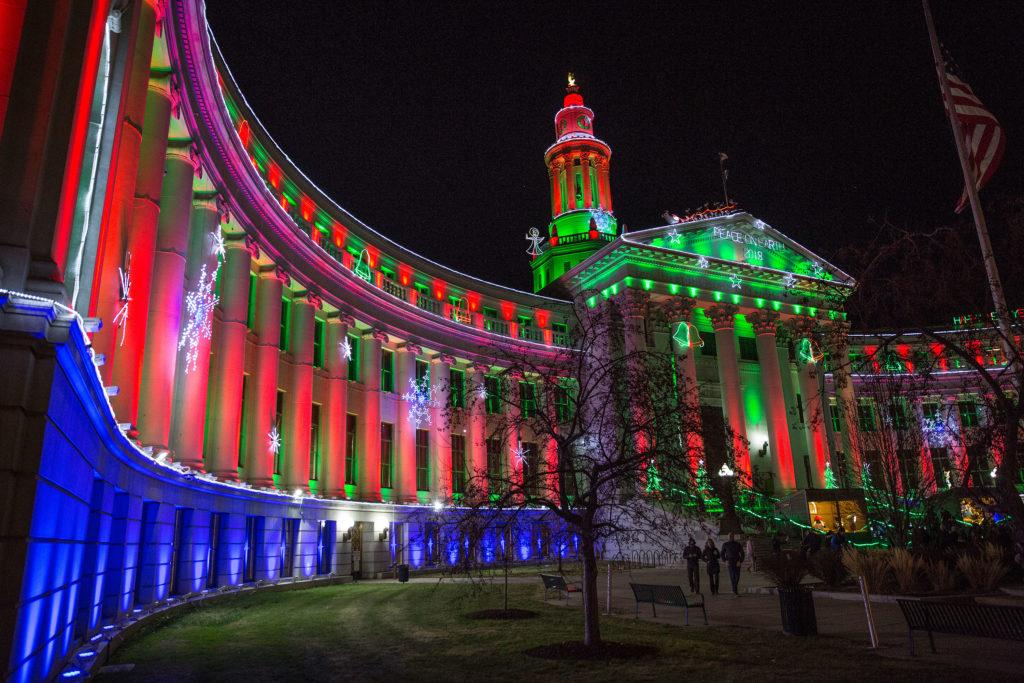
[795,393,805,425]
[482,306,497,320]
[861,449,883,486]
[274,390,285,474]
[237,375,249,468]
[700,333,717,357]
[522,442,540,497]
[828,398,841,433]
[381,349,395,392]
[310,403,322,481]
[279,297,290,351]
[281,518,298,578]
[485,376,501,414]
[486,438,503,488]
[416,359,429,383]
[930,447,953,488]
[449,368,465,408]
[922,402,940,422]
[451,434,466,495]
[246,272,257,329]
[313,318,325,368]
[347,334,360,381]
[552,322,568,335]
[206,513,222,589]
[345,413,357,484]
[380,423,393,488]
[316,520,335,575]
[520,382,537,418]
[555,383,572,423]
[958,400,979,428]
[887,399,909,430]
[857,401,876,432]
[966,444,990,486]
[738,336,759,362]
[897,449,920,490]
[416,429,430,490]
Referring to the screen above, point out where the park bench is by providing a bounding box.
[539,573,580,600]
[896,599,1024,655]
[629,583,707,626]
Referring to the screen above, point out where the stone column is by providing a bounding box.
[620,289,651,459]
[430,354,454,500]
[244,267,287,487]
[748,310,796,491]
[548,166,559,216]
[824,320,862,483]
[505,370,523,498]
[168,196,220,470]
[912,399,937,494]
[320,312,353,497]
[90,1,159,381]
[543,381,560,501]
[581,154,592,208]
[357,329,386,501]
[393,341,421,503]
[468,363,489,496]
[706,304,750,477]
[946,395,967,485]
[204,237,253,479]
[109,73,174,426]
[565,155,577,210]
[788,317,828,488]
[597,157,612,211]
[137,143,195,449]
[282,291,319,491]
[662,296,703,472]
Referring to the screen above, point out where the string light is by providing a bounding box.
[729,274,742,289]
[525,227,544,257]
[112,252,132,347]
[339,337,352,362]
[672,321,704,350]
[666,228,681,244]
[402,372,439,427]
[178,262,220,373]
[718,463,735,477]
[210,227,226,260]
[697,256,710,269]
[782,273,797,289]
[268,425,281,454]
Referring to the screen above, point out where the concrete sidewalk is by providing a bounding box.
[542,565,1021,675]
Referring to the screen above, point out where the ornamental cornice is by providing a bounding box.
[746,309,781,336]
[661,296,697,323]
[370,328,390,344]
[400,340,423,355]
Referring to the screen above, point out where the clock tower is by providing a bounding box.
[531,74,617,293]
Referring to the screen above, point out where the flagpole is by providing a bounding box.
[922,0,1016,360]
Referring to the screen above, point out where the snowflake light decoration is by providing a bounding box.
[178,262,220,373]
[210,226,226,260]
[476,384,488,402]
[782,273,797,289]
[512,441,528,470]
[697,255,710,269]
[591,208,612,232]
[112,252,132,347]
[729,274,742,289]
[268,425,281,454]
[402,372,440,428]
[525,227,544,257]
[339,337,352,362]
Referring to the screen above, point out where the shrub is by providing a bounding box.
[842,548,891,593]
[808,551,848,589]
[888,548,924,594]
[956,552,1008,592]
[760,550,809,589]
[923,558,956,593]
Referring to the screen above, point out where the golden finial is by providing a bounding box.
[567,72,576,87]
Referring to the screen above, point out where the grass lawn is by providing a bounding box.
[98,581,979,682]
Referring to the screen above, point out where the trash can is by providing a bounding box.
[397,564,410,583]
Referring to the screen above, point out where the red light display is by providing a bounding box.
[268,163,282,189]
[500,301,516,321]
[365,244,379,268]
[398,264,413,287]
[466,291,480,312]
[238,119,251,148]
[300,196,315,222]
[535,309,549,328]
[432,278,446,301]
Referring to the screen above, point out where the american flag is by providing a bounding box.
[944,67,1005,213]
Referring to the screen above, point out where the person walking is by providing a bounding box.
[801,529,822,557]
[683,536,702,593]
[721,532,745,596]
[831,525,848,553]
[703,539,721,595]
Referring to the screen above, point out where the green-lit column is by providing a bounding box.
[620,289,652,465]
[788,316,828,488]
[204,236,254,479]
[505,369,523,500]
[357,329,385,501]
[581,154,592,209]
[748,310,796,491]
[662,296,703,472]
[137,143,195,450]
[824,320,862,485]
[282,291,319,491]
[244,266,287,487]
[320,312,352,497]
[430,354,454,500]
[468,363,490,496]
[393,341,421,503]
[706,304,750,477]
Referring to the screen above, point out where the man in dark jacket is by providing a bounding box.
[721,532,745,595]
[801,530,822,557]
[683,536,702,593]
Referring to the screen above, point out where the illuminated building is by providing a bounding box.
[0,3,1012,681]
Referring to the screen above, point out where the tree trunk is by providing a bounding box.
[580,534,602,648]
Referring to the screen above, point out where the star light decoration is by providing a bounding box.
[782,273,797,290]
[811,263,826,279]
[697,255,710,269]
[268,425,281,454]
[402,372,440,428]
[112,252,132,347]
[729,274,742,289]
[666,228,682,244]
[178,262,220,373]
[339,337,352,362]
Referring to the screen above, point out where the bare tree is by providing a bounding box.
[447,291,705,649]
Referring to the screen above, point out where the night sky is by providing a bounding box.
[207,2,1024,294]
